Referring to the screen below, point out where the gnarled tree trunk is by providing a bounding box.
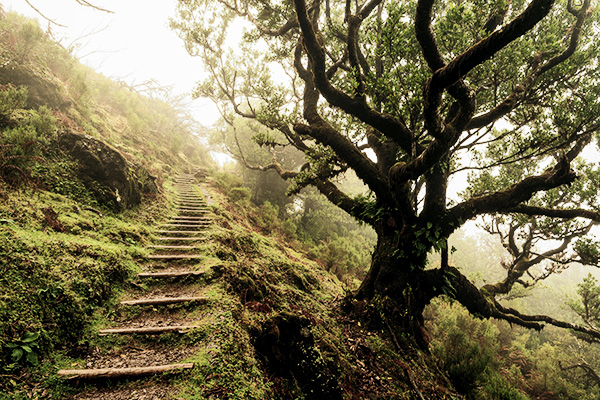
[354,228,439,349]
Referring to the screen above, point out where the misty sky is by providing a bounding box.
[2,0,219,126]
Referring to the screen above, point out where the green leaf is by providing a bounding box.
[22,331,39,343]
[21,345,32,353]
[11,348,23,362]
[26,352,39,365]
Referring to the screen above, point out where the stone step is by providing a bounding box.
[165,222,209,227]
[156,237,205,241]
[169,215,210,220]
[98,326,199,335]
[138,271,204,278]
[155,230,205,235]
[168,217,211,221]
[57,363,195,379]
[147,245,200,249]
[176,198,204,202]
[147,254,204,260]
[160,223,209,228]
[120,297,207,306]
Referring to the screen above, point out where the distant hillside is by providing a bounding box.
[0,10,214,209]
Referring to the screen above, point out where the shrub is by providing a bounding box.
[427,299,501,395]
[228,186,251,202]
[0,84,27,123]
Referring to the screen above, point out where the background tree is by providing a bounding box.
[172,0,600,347]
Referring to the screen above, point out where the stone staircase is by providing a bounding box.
[57,173,211,383]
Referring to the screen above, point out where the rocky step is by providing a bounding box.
[160,223,209,228]
[176,208,209,212]
[176,212,208,216]
[147,245,201,250]
[168,217,211,222]
[98,326,199,335]
[164,223,209,228]
[168,215,210,219]
[175,198,205,203]
[138,271,204,278]
[155,237,205,241]
[168,215,210,218]
[57,363,195,380]
[120,297,207,306]
[176,199,202,203]
[176,199,206,202]
[155,230,206,235]
[147,254,204,260]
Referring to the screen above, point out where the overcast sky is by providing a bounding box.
[3,0,219,126]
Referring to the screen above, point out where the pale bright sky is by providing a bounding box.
[2,0,219,126]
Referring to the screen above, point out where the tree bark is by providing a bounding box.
[355,228,435,349]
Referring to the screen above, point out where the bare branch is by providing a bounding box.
[23,0,67,27]
[505,205,600,223]
[74,0,114,13]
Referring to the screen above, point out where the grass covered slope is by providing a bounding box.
[0,187,168,394]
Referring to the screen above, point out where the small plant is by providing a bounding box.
[6,331,41,366]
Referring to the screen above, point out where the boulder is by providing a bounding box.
[59,131,158,212]
[0,65,71,110]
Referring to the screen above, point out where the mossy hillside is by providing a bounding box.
[170,178,462,399]
[0,186,167,391]
[0,11,214,197]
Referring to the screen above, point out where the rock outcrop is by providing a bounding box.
[59,131,158,212]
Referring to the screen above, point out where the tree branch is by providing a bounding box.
[435,266,600,341]
[445,156,576,235]
[505,205,600,223]
[292,0,414,154]
[467,0,591,130]
[313,179,376,225]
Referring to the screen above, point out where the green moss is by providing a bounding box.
[0,189,152,379]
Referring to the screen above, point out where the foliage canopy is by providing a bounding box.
[172,0,600,346]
